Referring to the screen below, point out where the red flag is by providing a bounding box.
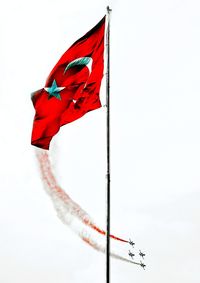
[31,17,105,150]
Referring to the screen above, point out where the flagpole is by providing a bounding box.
[106,6,111,283]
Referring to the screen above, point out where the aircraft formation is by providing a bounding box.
[128,238,146,269]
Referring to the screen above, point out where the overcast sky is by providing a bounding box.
[0,0,200,282]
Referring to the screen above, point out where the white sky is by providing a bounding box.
[0,0,200,282]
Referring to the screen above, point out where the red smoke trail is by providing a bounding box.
[35,149,141,265]
[84,221,128,243]
[81,236,140,265]
[36,149,128,243]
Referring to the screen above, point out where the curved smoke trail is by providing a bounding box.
[35,149,140,265]
[36,149,127,243]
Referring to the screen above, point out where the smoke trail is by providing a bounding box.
[35,149,142,265]
[82,236,140,265]
[36,149,128,243]
[53,185,139,266]
[50,188,139,265]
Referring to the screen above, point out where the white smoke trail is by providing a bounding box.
[35,148,140,265]
[36,149,128,243]
[49,185,139,265]
[36,149,92,224]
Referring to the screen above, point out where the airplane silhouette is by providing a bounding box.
[140,261,146,270]
[139,250,145,259]
[128,239,135,247]
[128,250,135,259]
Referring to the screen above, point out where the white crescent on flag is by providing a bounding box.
[64,57,93,74]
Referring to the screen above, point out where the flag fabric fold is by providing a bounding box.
[31,17,105,150]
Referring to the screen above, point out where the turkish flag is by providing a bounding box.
[31,17,105,150]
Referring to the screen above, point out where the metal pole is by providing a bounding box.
[106,6,111,283]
